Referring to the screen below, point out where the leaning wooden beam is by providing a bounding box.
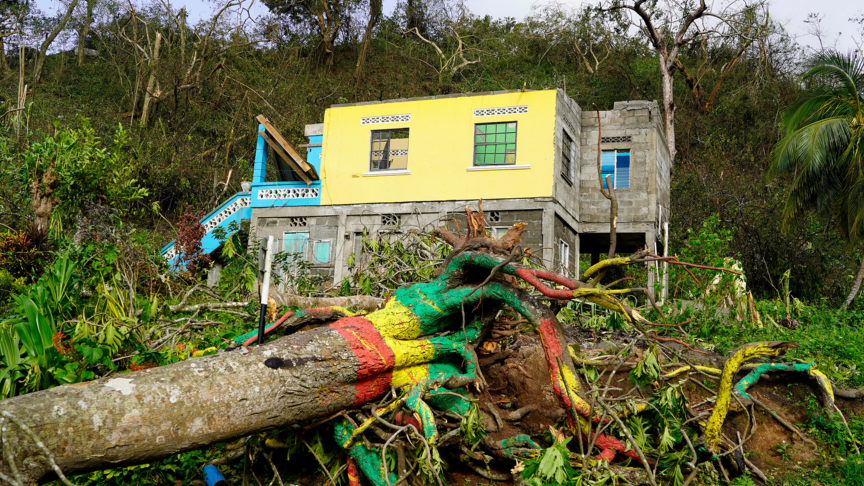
[255,115,319,180]
[259,131,312,184]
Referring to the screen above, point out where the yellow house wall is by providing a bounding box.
[319,90,557,205]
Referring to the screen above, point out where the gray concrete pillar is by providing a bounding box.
[542,208,555,269]
[333,211,348,283]
[574,233,581,278]
[645,230,657,297]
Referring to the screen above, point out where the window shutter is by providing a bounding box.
[616,151,631,189]
[284,232,310,257]
[313,240,332,264]
[601,151,616,189]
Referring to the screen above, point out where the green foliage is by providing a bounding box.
[18,122,149,237]
[0,255,84,393]
[767,51,864,245]
[630,345,661,387]
[459,404,487,446]
[346,228,449,297]
[803,395,864,457]
[522,437,577,486]
[73,445,236,486]
[0,231,53,285]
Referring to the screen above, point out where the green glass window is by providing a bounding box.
[473,122,517,166]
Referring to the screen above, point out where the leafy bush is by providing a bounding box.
[0,231,53,284]
[16,121,149,237]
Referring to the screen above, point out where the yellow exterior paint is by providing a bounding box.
[319,90,559,205]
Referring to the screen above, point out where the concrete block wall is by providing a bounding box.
[446,209,544,249]
[254,215,340,279]
[579,101,665,226]
[553,89,582,222]
[553,214,577,277]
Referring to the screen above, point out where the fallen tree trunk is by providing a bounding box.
[167,294,383,314]
[269,292,383,312]
[0,327,367,484]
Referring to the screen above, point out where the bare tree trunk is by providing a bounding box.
[659,59,677,163]
[140,32,161,127]
[0,36,6,72]
[354,0,381,86]
[32,0,80,83]
[844,251,864,308]
[77,0,96,66]
[0,327,366,484]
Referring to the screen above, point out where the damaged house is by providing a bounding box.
[162,89,671,287]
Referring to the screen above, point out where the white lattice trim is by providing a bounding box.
[162,196,250,261]
[202,197,251,233]
[601,136,632,143]
[361,114,411,125]
[257,187,320,200]
[474,106,528,117]
[371,149,408,157]
[163,246,178,260]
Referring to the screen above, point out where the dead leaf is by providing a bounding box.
[481,341,499,353]
[548,425,566,444]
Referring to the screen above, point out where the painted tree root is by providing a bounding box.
[703,342,799,455]
[0,248,660,484]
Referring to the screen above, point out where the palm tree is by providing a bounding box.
[768,51,864,308]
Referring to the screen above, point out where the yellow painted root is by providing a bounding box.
[663,365,722,379]
[704,342,797,455]
[342,398,404,448]
[808,367,836,409]
[563,348,648,423]
[582,257,634,280]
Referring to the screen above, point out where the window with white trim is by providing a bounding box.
[558,240,570,275]
[601,149,631,189]
[474,122,517,166]
[489,227,509,239]
[311,240,333,264]
[370,129,409,171]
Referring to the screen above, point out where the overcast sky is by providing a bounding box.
[36,0,864,53]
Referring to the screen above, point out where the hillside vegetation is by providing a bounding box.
[0,1,863,485]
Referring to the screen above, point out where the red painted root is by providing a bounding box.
[347,456,361,486]
[331,317,396,407]
[515,268,575,300]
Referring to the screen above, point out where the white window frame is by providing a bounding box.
[490,226,510,240]
[558,239,570,276]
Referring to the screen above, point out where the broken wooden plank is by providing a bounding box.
[260,130,312,184]
[256,115,319,180]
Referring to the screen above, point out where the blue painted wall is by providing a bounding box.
[249,128,323,209]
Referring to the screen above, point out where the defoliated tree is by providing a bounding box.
[604,0,769,165]
[768,52,864,308]
[32,0,80,82]
[262,0,361,68]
